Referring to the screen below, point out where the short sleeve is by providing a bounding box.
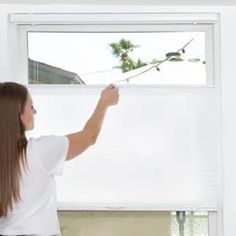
[31,135,69,176]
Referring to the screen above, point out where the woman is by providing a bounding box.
[0,82,119,236]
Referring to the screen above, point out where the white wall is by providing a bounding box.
[219,8,236,236]
[0,4,236,236]
[0,0,235,5]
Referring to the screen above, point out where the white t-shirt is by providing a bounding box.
[0,135,69,236]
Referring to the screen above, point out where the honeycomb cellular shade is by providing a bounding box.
[28,87,219,211]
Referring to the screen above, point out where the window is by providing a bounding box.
[10,12,217,86]
[171,211,209,236]
[27,31,207,85]
[58,210,210,236]
[10,12,220,236]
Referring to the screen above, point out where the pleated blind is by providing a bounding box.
[29,87,220,211]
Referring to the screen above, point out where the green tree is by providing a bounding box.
[109,39,147,72]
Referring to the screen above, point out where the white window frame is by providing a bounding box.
[10,12,219,88]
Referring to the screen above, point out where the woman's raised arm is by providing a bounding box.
[66,84,119,161]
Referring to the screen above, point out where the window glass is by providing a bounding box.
[171,211,208,236]
[58,211,209,236]
[28,32,206,85]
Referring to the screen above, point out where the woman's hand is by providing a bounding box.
[100,84,119,107]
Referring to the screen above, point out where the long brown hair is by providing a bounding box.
[0,82,28,217]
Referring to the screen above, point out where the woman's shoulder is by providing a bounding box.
[27,135,68,151]
[28,135,67,142]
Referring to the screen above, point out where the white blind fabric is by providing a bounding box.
[29,87,219,211]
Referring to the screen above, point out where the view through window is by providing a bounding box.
[28,32,206,85]
[171,211,208,236]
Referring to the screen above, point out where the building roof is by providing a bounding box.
[28,58,85,84]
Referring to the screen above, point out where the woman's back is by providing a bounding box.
[0,136,69,236]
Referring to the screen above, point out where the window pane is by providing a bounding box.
[171,211,209,236]
[58,211,209,236]
[28,32,206,85]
